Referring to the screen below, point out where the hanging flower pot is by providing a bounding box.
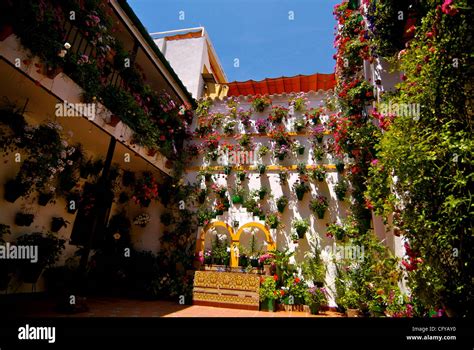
[335,161,345,173]
[4,179,27,203]
[15,213,34,227]
[296,227,307,239]
[51,217,69,233]
[258,164,266,174]
[38,192,54,206]
[204,173,212,182]
[298,146,305,155]
[296,190,305,201]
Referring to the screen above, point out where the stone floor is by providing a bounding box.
[4,296,344,318]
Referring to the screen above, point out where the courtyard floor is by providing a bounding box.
[3,296,344,318]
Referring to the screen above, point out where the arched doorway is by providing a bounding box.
[196,221,275,268]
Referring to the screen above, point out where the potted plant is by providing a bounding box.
[278,170,289,185]
[274,144,290,161]
[276,195,288,213]
[255,119,268,133]
[326,222,346,241]
[16,232,66,284]
[250,95,271,112]
[306,286,328,315]
[268,106,289,124]
[238,253,249,267]
[310,165,326,182]
[258,186,268,200]
[306,108,322,125]
[211,183,227,198]
[312,143,325,161]
[289,93,308,112]
[236,170,247,182]
[293,218,310,239]
[265,213,280,229]
[259,276,278,312]
[231,186,245,204]
[258,253,275,276]
[296,162,307,175]
[257,163,267,175]
[293,180,310,201]
[291,233,300,244]
[257,145,270,158]
[311,124,325,143]
[335,179,348,201]
[292,141,305,155]
[341,289,361,317]
[309,195,329,219]
[293,118,307,132]
[51,217,69,233]
[335,160,345,173]
[223,165,232,175]
[15,213,34,227]
[4,178,28,203]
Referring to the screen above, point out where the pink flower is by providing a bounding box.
[371,159,379,166]
[441,0,459,16]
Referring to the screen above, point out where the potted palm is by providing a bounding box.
[17,232,66,284]
[292,218,310,239]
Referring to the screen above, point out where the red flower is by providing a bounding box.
[294,277,300,284]
[273,274,278,281]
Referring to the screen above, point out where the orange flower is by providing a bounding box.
[294,277,300,284]
[273,274,278,281]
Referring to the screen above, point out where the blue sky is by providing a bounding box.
[128,0,339,82]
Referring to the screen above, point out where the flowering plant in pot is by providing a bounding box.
[133,213,151,227]
[265,213,281,229]
[238,109,252,129]
[214,202,226,216]
[223,165,232,175]
[236,170,247,182]
[291,141,305,155]
[255,118,268,133]
[296,162,307,176]
[289,93,309,113]
[236,134,253,150]
[250,95,271,112]
[132,171,159,207]
[257,186,268,200]
[310,165,326,182]
[309,195,329,219]
[273,144,290,161]
[51,217,69,233]
[312,143,325,161]
[293,118,307,132]
[259,275,279,311]
[305,108,322,124]
[335,178,349,201]
[292,218,310,239]
[257,163,267,175]
[276,195,289,213]
[259,252,275,276]
[335,160,345,173]
[293,180,310,201]
[326,222,346,241]
[268,105,289,124]
[223,120,236,136]
[16,232,66,284]
[198,169,212,182]
[211,183,227,198]
[278,170,289,185]
[305,287,328,315]
[311,124,325,143]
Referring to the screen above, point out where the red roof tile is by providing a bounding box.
[226,73,335,97]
